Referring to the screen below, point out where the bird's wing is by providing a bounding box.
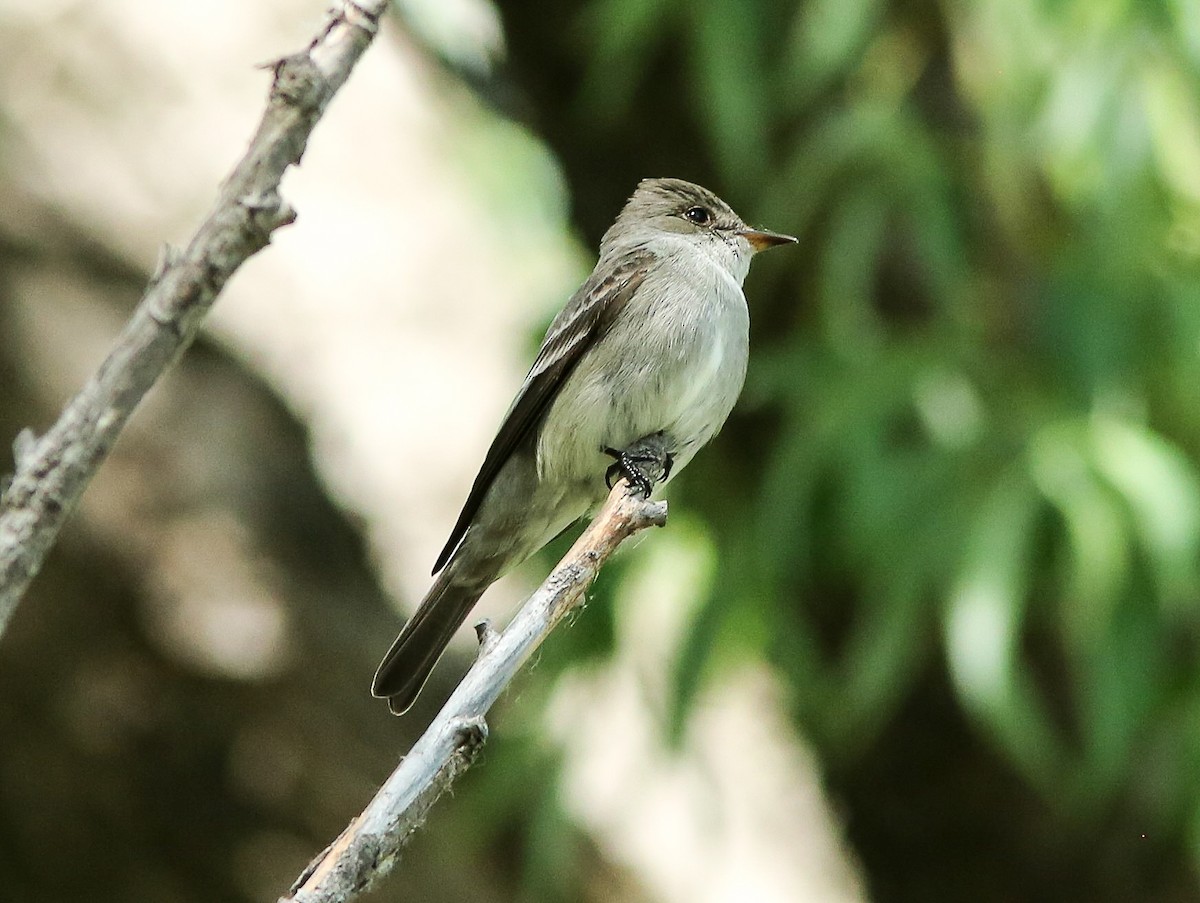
[432,249,655,574]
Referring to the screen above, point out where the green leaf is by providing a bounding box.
[783,0,884,103]
[576,0,677,124]
[1089,417,1200,610]
[823,562,929,755]
[1028,420,1132,654]
[945,469,1066,793]
[817,186,890,357]
[687,0,771,189]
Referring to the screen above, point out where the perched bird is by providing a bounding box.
[372,178,795,713]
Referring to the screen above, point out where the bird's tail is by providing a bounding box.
[371,567,485,715]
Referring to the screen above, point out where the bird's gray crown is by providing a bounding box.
[601,177,748,255]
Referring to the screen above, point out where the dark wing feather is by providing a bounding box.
[431,249,655,574]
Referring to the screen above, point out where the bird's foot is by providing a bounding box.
[603,431,674,498]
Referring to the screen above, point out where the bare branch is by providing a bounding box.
[0,0,390,634]
[281,479,668,903]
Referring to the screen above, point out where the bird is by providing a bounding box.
[372,177,796,713]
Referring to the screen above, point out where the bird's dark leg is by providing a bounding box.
[603,431,674,498]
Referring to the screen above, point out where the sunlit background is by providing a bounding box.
[2,0,1200,901]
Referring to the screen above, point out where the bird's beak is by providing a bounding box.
[738,228,798,252]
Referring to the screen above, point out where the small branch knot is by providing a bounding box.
[270,53,327,111]
[12,429,37,469]
[340,0,384,34]
[641,498,669,529]
[150,244,182,286]
[452,715,488,754]
[473,618,500,656]
[239,189,297,233]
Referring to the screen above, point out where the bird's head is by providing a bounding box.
[602,178,796,277]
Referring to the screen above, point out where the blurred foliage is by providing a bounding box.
[490,0,1200,897]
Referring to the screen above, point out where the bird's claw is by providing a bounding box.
[603,432,674,498]
[604,453,653,496]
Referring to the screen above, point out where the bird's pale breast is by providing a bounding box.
[536,240,749,493]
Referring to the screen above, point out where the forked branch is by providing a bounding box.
[0,0,389,634]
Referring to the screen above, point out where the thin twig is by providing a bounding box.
[0,0,389,635]
[281,479,668,903]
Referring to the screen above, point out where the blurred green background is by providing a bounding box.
[3,0,1200,900]
[505,0,1200,897]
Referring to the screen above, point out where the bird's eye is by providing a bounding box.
[683,206,713,226]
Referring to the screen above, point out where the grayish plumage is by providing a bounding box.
[372,178,795,713]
